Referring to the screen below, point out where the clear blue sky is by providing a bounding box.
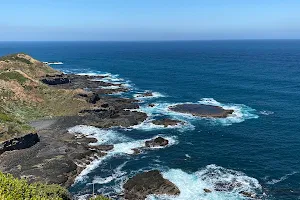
[1,0,300,41]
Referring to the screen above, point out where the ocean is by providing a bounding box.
[0,40,300,200]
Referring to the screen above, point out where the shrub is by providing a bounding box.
[90,195,111,200]
[0,171,71,200]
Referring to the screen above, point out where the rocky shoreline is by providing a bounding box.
[0,71,148,188]
[0,54,261,200]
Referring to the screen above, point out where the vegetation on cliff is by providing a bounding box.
[0,171,70,200]
[0,53,90,142]
[0,171,111,200]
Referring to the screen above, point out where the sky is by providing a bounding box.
[1,0,300,41]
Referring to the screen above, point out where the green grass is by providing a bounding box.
[0,54,32,64]
[0,71,28,84]
[0,171,71,200]
[0,113,13,122]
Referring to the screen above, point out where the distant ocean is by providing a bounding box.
[1,40,300,200]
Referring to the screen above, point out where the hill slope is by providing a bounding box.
[0,53,89,141]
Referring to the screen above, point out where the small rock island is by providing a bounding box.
[169,104,234,118]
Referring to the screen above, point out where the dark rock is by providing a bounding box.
[152,118,182,127]
[145,137,169,148]
[214,181,243,192]
[169,104,234,118]
[239,191,256,198]
[203,188,212,193]
[101,103,109,108]
[92,145,114,151]
[84,109,147,128]
[77,93,88,98]
[123,170,180,200]
[132,148,141,155]
[0,133,40,154]
[41,76,70,85]
[88,93,100,104]
[136,92,153,98]
[76,137,98,144]
[148,103,155,107]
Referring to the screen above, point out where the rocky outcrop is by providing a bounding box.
[152,118,182,127]
[136,92,153,98]
[123,170,180,200]
[169,104,234,118]
[41,75,70,85]
[145,137,169,148]
[87,93,100,104]
[91,145,114,151]
[0,133,39,154]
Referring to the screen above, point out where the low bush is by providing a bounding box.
[0,171,71,200]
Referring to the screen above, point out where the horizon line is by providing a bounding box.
[1,39,300,42]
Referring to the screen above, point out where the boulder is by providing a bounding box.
[145,137,169,148]
[132,148,141,155]
[203,188,212,193]
[0,133,40,154]
[123,170,180,200]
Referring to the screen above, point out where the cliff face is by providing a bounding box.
[0,53,90,142]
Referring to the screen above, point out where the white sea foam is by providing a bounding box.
[91,162,127,185]
[88,72,134,89]
[266,171,298,185]
[68,125,126,145]
[259,110,274,116]
[130,118,195,132]
[185,154,191,158]
[43,61,63,65]
[197,98,259,125]
[69,125,178,182]
[148,164,262,200]
[77,72,101,76]
[136,98,258,126]
[100,85,121,90]
[133,91,166,100]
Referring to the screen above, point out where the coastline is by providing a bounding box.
[0,53,264,200]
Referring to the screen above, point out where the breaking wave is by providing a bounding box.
[136,98,258,126]
[134,91,166,100]
[68,125,178,182]
[266,171,298,185]
[148,164,263,200]
[259,110,274,116]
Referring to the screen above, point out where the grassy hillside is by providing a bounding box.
[0,53,89,142]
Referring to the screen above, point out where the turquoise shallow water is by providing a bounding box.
[1,41,300,199]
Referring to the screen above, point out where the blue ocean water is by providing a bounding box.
[1,41,300,200]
